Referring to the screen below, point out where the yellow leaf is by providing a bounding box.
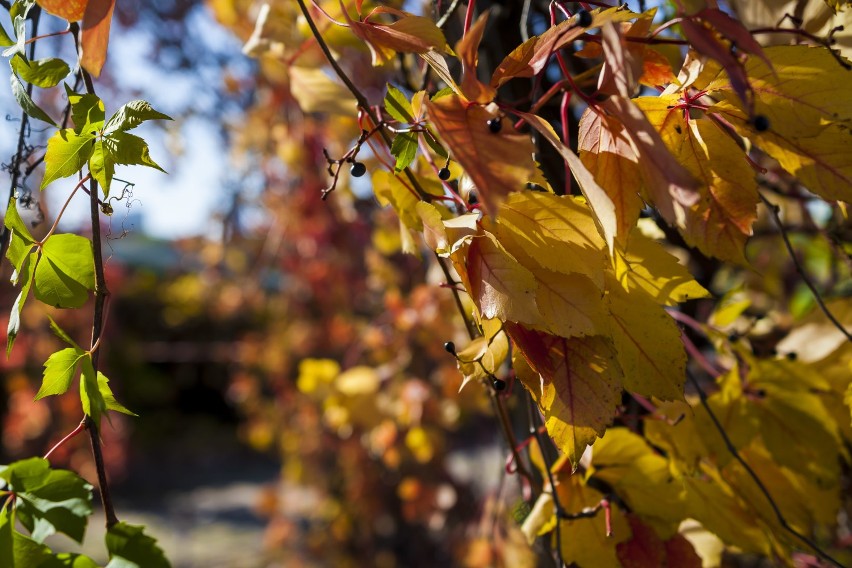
[345,8,449,66]
[555,472,631,567]
[578,108,645,242]
[415,201,449,253]
[636,95,760,263]
[520,492,556,545]
[532,270,608,337]
[708,286,751,328]
[289,66,357,116]
[455,321,509,391]
[372,170,423,231]
[465,231,539,324]
[591,428,686,536]
[605,280,685,400]
[425,95,538,214]
[510,326,622,468]
[335,366,380,396]
[613,231,710,306]
[297,358,340,394]
[519,112,618,255]
[488,192,608,287]
[703,46,852,202]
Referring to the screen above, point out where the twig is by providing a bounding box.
[436,0,462,29]
[686,369,845,567]
[43,418,87,461]
[294,0,429,200]
[759,193,852,343]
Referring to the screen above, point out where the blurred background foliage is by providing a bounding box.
[1,0,851,567]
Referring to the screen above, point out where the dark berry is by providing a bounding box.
[785,351,797,361]
[350,162,367,177]
[727,333,739,343]
[444,341,456,355]
[576,9,593,28]
[492,378,507,391]
[438,167,451,181]
[752,114,770,132]
[487,117,502,133]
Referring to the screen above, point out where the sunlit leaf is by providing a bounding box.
[425,94,537,214]
[80,0,116,77]
[103,99,172,134]
[10,55,70,88]
[41,130,96,189]
[34,234,95,309]
[37,347,86,400]
[510,326,622,468]
[11,74,56,126]
[35,0,88,21]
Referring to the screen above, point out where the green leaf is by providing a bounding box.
[46,554,100,568]
[391,131,418,172]
[103,100,172,135]
[33,234,95,309]
[10,56,70,89]
[99,372,138,417]
[422,127,448,159]
[47,315,81,348]
[11,74,56,126]
[0,458,93,544]
[80,358,107,426]
[106,522,171,568]
[36,348,86,400]
[7,253,36,357]
[384,84,414,123]
[103,132,165,172]
[0,22,14,47]
[4,198,36,272]
[64,85,105,133]
[89,140,115,194]
[41,130,96,189]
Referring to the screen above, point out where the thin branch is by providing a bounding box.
[759,193,852,343]
[43,418,86,461]
[686,370,845,568]
[40,174,90,242]
[294,0,429,200]
[71,22,118,529]
[436,0,462,29]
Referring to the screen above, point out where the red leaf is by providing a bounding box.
[455,12,496,103]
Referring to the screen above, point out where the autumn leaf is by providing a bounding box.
[602,96,700,227]
[455,11,495,104]
[605,279,685,400]
[485,192,608,287]
[701,46,852,202]
[425,94,537,214]
[81,0,116,77]
[36,0,88,21]
[554,471,631,565]
[616,515,702,568]
[636,95,760,263]
[518,112,618,254]
[465,231,539,325]
[490,6,636,87]
[510,326,622,468]
[577,108,645,242]
[455,319,508,391]
[289,66,357,115]
[532,270,608,338]
[612,231,710,306]
[342,5,449,66]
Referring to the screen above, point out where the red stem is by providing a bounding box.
[43,419,87,461]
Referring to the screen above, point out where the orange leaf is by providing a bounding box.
[602,96,700,226]
[346,6,448,66]
[490,6,636,88]
[81,0,115,77]
[455,11,495,104]
[509,324,622,469]
[36,0,88,21]
[636,95,759,263]
[639,47,677,87]
[577,108,644,242]
[425,95,537,214]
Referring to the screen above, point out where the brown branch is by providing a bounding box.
[686,370,845,567]
[759,193,852,343]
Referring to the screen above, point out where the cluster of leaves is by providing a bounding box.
[1,0,172,565]
[213,0,852,565]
